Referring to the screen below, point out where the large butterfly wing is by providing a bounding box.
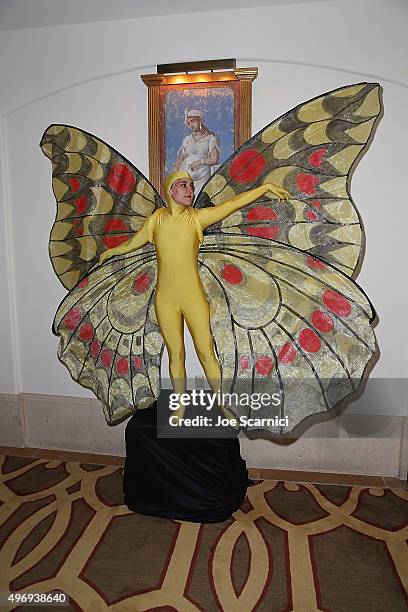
[195,83,381,278]
[40,124,163,289]
[53,248,163,424]
[198,234,376,433]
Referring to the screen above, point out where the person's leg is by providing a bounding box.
[184,296,238,425]
[183,296,221,392]
[154,296,186,395]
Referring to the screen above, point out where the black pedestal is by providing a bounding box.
[123,397,248,523]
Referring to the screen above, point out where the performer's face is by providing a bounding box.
[170,178,195,206]
[186,117,202,132]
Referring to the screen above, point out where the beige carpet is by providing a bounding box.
[0,454,407,611]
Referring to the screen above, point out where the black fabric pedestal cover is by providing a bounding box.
[123,395,248,523]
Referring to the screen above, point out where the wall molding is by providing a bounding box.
[0,117,21,393]
[399,416,408,480]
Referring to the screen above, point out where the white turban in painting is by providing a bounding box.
[184,109,205,126]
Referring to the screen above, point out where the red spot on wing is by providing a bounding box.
[246,206,277,221]
[100,348,112,368]
[104,219,128,233]
[255,356,273,376]
[222,264,243,285]
[64,308,81,330]
[102,218,130,249]
[73,195,87,215]
[311,310,334,333]
[116,357,129,376]
[299,329,321,353]
[133,271,151,293]
[107,163,137,194]
[308,148,326,167]
[90,339,100,359]
[69,178,81,193]
[78,277,89,289]
[246,226,279,240]
[240,356,249,370]
[296,173,319,195]
[133,355,142,369]
[323,290,352,317]
[307,256,326,270]
[306,210,319,222]
[311,200,321,208]
[102,235,129,248]
[79,323,94,342]
[230,149,266,184]
[278,342,297,364]
[72,219,84,237]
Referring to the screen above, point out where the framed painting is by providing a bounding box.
[141,62,258,196]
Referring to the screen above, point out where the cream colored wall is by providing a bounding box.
[0,0,407,474]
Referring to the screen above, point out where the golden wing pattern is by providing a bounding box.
[196,83,381,278]
[40,83,381,431]
[52,249,163,424]
[198,233,376,432]
[40,125,162,289]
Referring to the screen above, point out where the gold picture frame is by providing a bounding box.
[141,60,258,195]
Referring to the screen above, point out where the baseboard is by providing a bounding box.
[0,392,406,478]
[0,393,24,447]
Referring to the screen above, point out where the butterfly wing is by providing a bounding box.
[198,234,376,433]
[40,124,163,289]
[195,83,381,278]
[53,249,163,424]
[41,125,165,422]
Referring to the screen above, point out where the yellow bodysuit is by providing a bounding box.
[100,171,289,400]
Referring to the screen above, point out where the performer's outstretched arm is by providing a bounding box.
[197,183,290,230]
[99,217,150,265]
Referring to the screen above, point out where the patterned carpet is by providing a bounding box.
[0,454,407,611]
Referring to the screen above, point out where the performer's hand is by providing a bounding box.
[264,183,290,201]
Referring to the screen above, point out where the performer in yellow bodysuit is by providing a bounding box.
[99,171,289,407]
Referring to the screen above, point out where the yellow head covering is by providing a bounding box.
[163,170,193,207]
[161,171,203,245]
